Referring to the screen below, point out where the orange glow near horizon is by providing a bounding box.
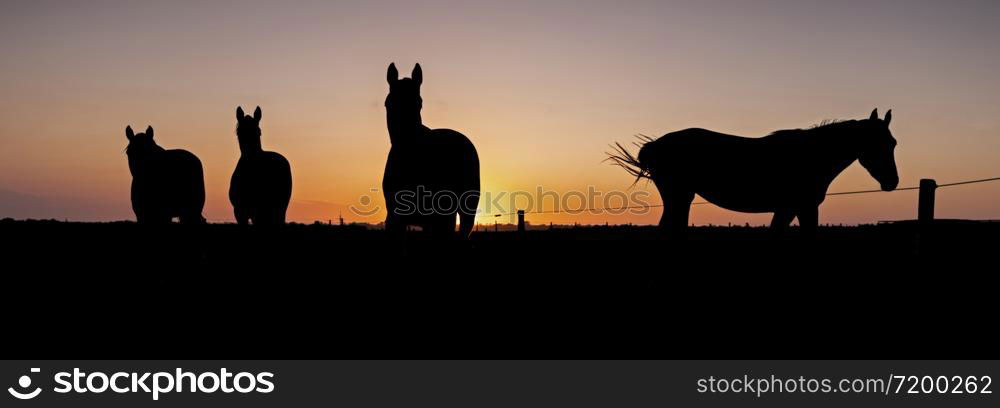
[1,2,999,226]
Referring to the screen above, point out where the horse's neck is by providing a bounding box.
[812,124,863,183]
[129,146,166,178]
[387,105,425,144]
[239,139,263,156]
[388,122,429,146]
[142,146,167,160]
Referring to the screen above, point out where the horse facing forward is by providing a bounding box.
[382,63,481,239]
[125,125,205,224]
[608,109,898,236]
[229,106,292,225]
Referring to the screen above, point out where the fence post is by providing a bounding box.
[918,179,937,223]
[517,210,525,235]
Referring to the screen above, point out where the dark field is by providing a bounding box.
[1,219,996,359]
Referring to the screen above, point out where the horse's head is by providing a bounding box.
[385,62,423,139]
[235,106,263,154]
[125,125,159,175]
[857,108,899,191]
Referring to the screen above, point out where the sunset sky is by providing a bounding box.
[1,0,998,226]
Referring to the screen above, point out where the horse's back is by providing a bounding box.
[659,128,756,147]
[249,151,292,181]
[131,149,203,221]
[264,150,291,173]
[163,149,203,191]
[164,149,205,213]
[646,128,815,212]
[230,151,292,206]
[425,128,479,189]
[654,128,805,163]
[259,151,292,201]
[427,128,478,162]
[163,149,203,175]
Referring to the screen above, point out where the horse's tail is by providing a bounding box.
[605,134,655,185]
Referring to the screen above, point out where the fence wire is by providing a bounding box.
[495,176,1000,217]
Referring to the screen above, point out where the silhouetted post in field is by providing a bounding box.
[916,178,937,256]
[919,179,937,223]
[517,210,525,235]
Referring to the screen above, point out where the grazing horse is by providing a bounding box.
[608,109,899,236]
[229,106,292,225]
[125,125,205,224]
[382,63,480,238]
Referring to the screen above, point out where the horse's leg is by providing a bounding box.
[152,209,172,225]
[177,200,204,225]
[277,203,288,225]
[179,213,203,225]
[654,178,693,238]
[663,192,694,238]
[458,192,479,240]
[233,205,250,225]
[271,208,286,225]
[458,213,475,239]
[770,210,796,235]
[385,213,408,251]
[796,205,818,238]
[667,192,694,237]
[435,215,457,241]
[653,179,670,233]
[257,205,281,227]
[249,206,263,226]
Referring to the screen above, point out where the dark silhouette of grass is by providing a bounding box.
[1,218,994,359]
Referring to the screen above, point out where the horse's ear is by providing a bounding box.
[884,109,892,126]
[412,63,422,86]
[387,63,398,85]
[236,106,245,121]
[145,126,154,138]
[869,108,878,121]
[253,106,262,122]
[126,126,134,140]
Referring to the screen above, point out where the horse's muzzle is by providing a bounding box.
[881,180,898,191]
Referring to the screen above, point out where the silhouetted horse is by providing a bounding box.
[383,63,480,239]
[608,109,898,236]
[125,126,205,224]
[229,106,292,225]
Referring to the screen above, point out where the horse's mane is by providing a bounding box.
[767,119,856,138]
